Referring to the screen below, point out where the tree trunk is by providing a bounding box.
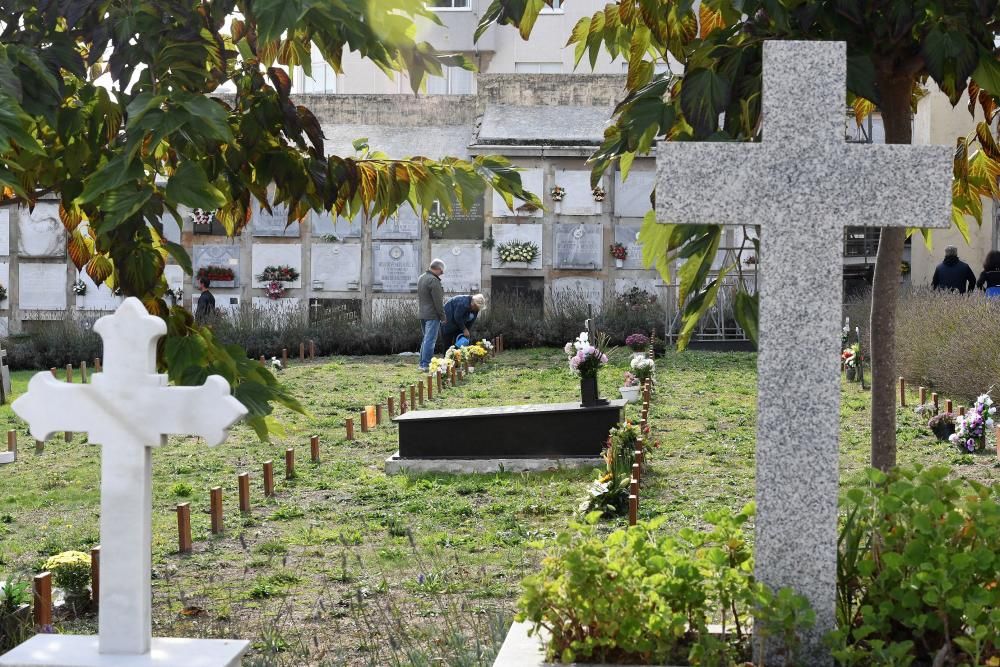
[869,73,916,472]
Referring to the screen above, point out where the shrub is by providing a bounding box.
[845,287,1000,403]
[832,465,1000,665]
[5,318,102,370]
[42,551,91,597]
[517,505,814,665]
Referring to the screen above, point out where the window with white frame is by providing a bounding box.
[514,61,563,74]
[428,0,470,8]
[425,66,474,94]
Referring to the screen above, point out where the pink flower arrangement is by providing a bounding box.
[264,280,285,299]
[564,332,608,378]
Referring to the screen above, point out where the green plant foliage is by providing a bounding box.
[0,0,540,439]
[578,421,641,517]
[517,505,815,665]
[832,465,1000,665]
[42,551,91,597]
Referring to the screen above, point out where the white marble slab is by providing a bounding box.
[18,203,66,257]
[492,168,543,218]
[193,244,240,288]
[76,271,123,311]
[614,169,656,218]
[164,265,184,291]
[372,242,420,292]
[311,210,362,239]
[251,296,302,311]
[372,207,422,240]
[554,169,602,216]
[552,277,603,311]
[491,223,543,269]
[251,200,300,237]
[0,262,8,308]
[251,244,302,288]
[19,263,67,310]
[614,222,645,269]
[432,242,481,293]
[0,208,10,256]
[311,243,361,292]
[553,223,604,270]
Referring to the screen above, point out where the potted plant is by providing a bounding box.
[949,392,995,453]
[1,576,31,647]
[619,371,640,403]
[609,242,628,268]
[43,550,92,614]
[927,412,956,441]
[564,331,609,407]
[625,333,649,352]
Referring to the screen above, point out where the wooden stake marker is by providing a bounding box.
[628,495,637,526]
[299,342,305,361]
[932,392,939,411]
[630,476,639,498]
[263,461,275,497]
[7,429,15,459]
[33,572,52,629]
[309,340,316,359]
[418,382,424,406]
[90,546,100,605]
[410,384,416,410]
[437,372,443,392]
[238,473,251,513]
[360,410,369,433]
[387,396,395,418]
[919,386,927,405]
[282,348,288,366]
[376,404,383,426]
[345,418,354,441]
[427,375,433,400]
[946,399,953,414]
[632,462,641,486]
[959,406,966,417]
[176,503,192,553]
[310,434,320,462]
[65,365,74,442]
[80,361,88,384]
[284,448,295,480]
[898,377,906,406]
[210,487,223,534]
[94,357,102,372]
[399,390,407,414]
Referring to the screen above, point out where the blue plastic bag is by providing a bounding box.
[455,335,470,348]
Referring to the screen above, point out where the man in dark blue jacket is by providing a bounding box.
[442,293,485,345]
[931,246,976,294]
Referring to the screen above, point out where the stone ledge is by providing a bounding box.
[493,621,677,667]
[385,454,601,475]
[0,635,250,667]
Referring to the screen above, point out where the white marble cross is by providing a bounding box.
[12,298,247,656]
[655,41,951,663]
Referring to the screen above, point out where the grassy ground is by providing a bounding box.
[0,349,995,666]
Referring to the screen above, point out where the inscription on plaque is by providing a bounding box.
[252,200,300,237]
[554,223,603,270]
[373,243,420,292]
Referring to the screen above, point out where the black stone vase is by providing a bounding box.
[580,375,609,408]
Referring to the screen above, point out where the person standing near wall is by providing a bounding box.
[417,259,446,372]
[976,250,1000,292]
[931,246,976,294]
[195,276,216,323]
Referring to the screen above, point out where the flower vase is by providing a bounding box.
[845,366,856,382]
[580,376,609,408]
[615,258,624,268]
[619,386,640,403]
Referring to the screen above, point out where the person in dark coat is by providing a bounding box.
[195,277,216,322]
[442,294,485,345]
[977,249,1000,291]
[931,246,976,294]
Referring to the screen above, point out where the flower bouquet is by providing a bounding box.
[71,279,87,296]
[197,265,235,284]
[625,332,649,352]
[591,185,606,202]
[550,185,566,202]
[610,242,628,268]
[578,422,641,517]
[630,355,655,386]
[497,240,540,265]
[842,344,859,381]
[565,331,609,407]
[263,280,285,299]
[949,393,995,453]
[257,265,300,282]
[427,211,450,238]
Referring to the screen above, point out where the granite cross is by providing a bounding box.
[12,298,247,655]
[655,41,951,663]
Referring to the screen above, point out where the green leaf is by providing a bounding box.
[971,48,1000,98]
[733,290,758,345]
[679,69,731,139]
[164,335,208,383]
[165,161,227,210]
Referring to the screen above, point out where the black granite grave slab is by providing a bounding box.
[393,400,625,458]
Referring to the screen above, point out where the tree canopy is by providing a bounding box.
[0,0,538,437]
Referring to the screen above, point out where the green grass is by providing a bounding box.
[0,349,995,665]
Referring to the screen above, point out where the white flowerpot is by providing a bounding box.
[615,259,624,268]
[620,386,640,403]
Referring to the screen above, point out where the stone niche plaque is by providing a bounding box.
[614,222,645,270]
[251,200,301,237]
[614,169,656,218]
[311,210,362,239]
[309,298,361,323]
[437,194,485,240]
[492,168,543,218]
[164,265,184,292]
[193,244,240,288]
[252,244,302,288]
[372,207,421,240]
[77,271,124,311]
[491,223,543,270]
[18,202,66,258]
[554,169,603,216]
[432,242,481,293]
[0,262,8,307]
[0,208,10,256]
[311,243,362,292]
[554,223,604,270]
[372,242,420,293]
[552,277,604,311]
[19,263,67,310]
[492,276,544,317]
